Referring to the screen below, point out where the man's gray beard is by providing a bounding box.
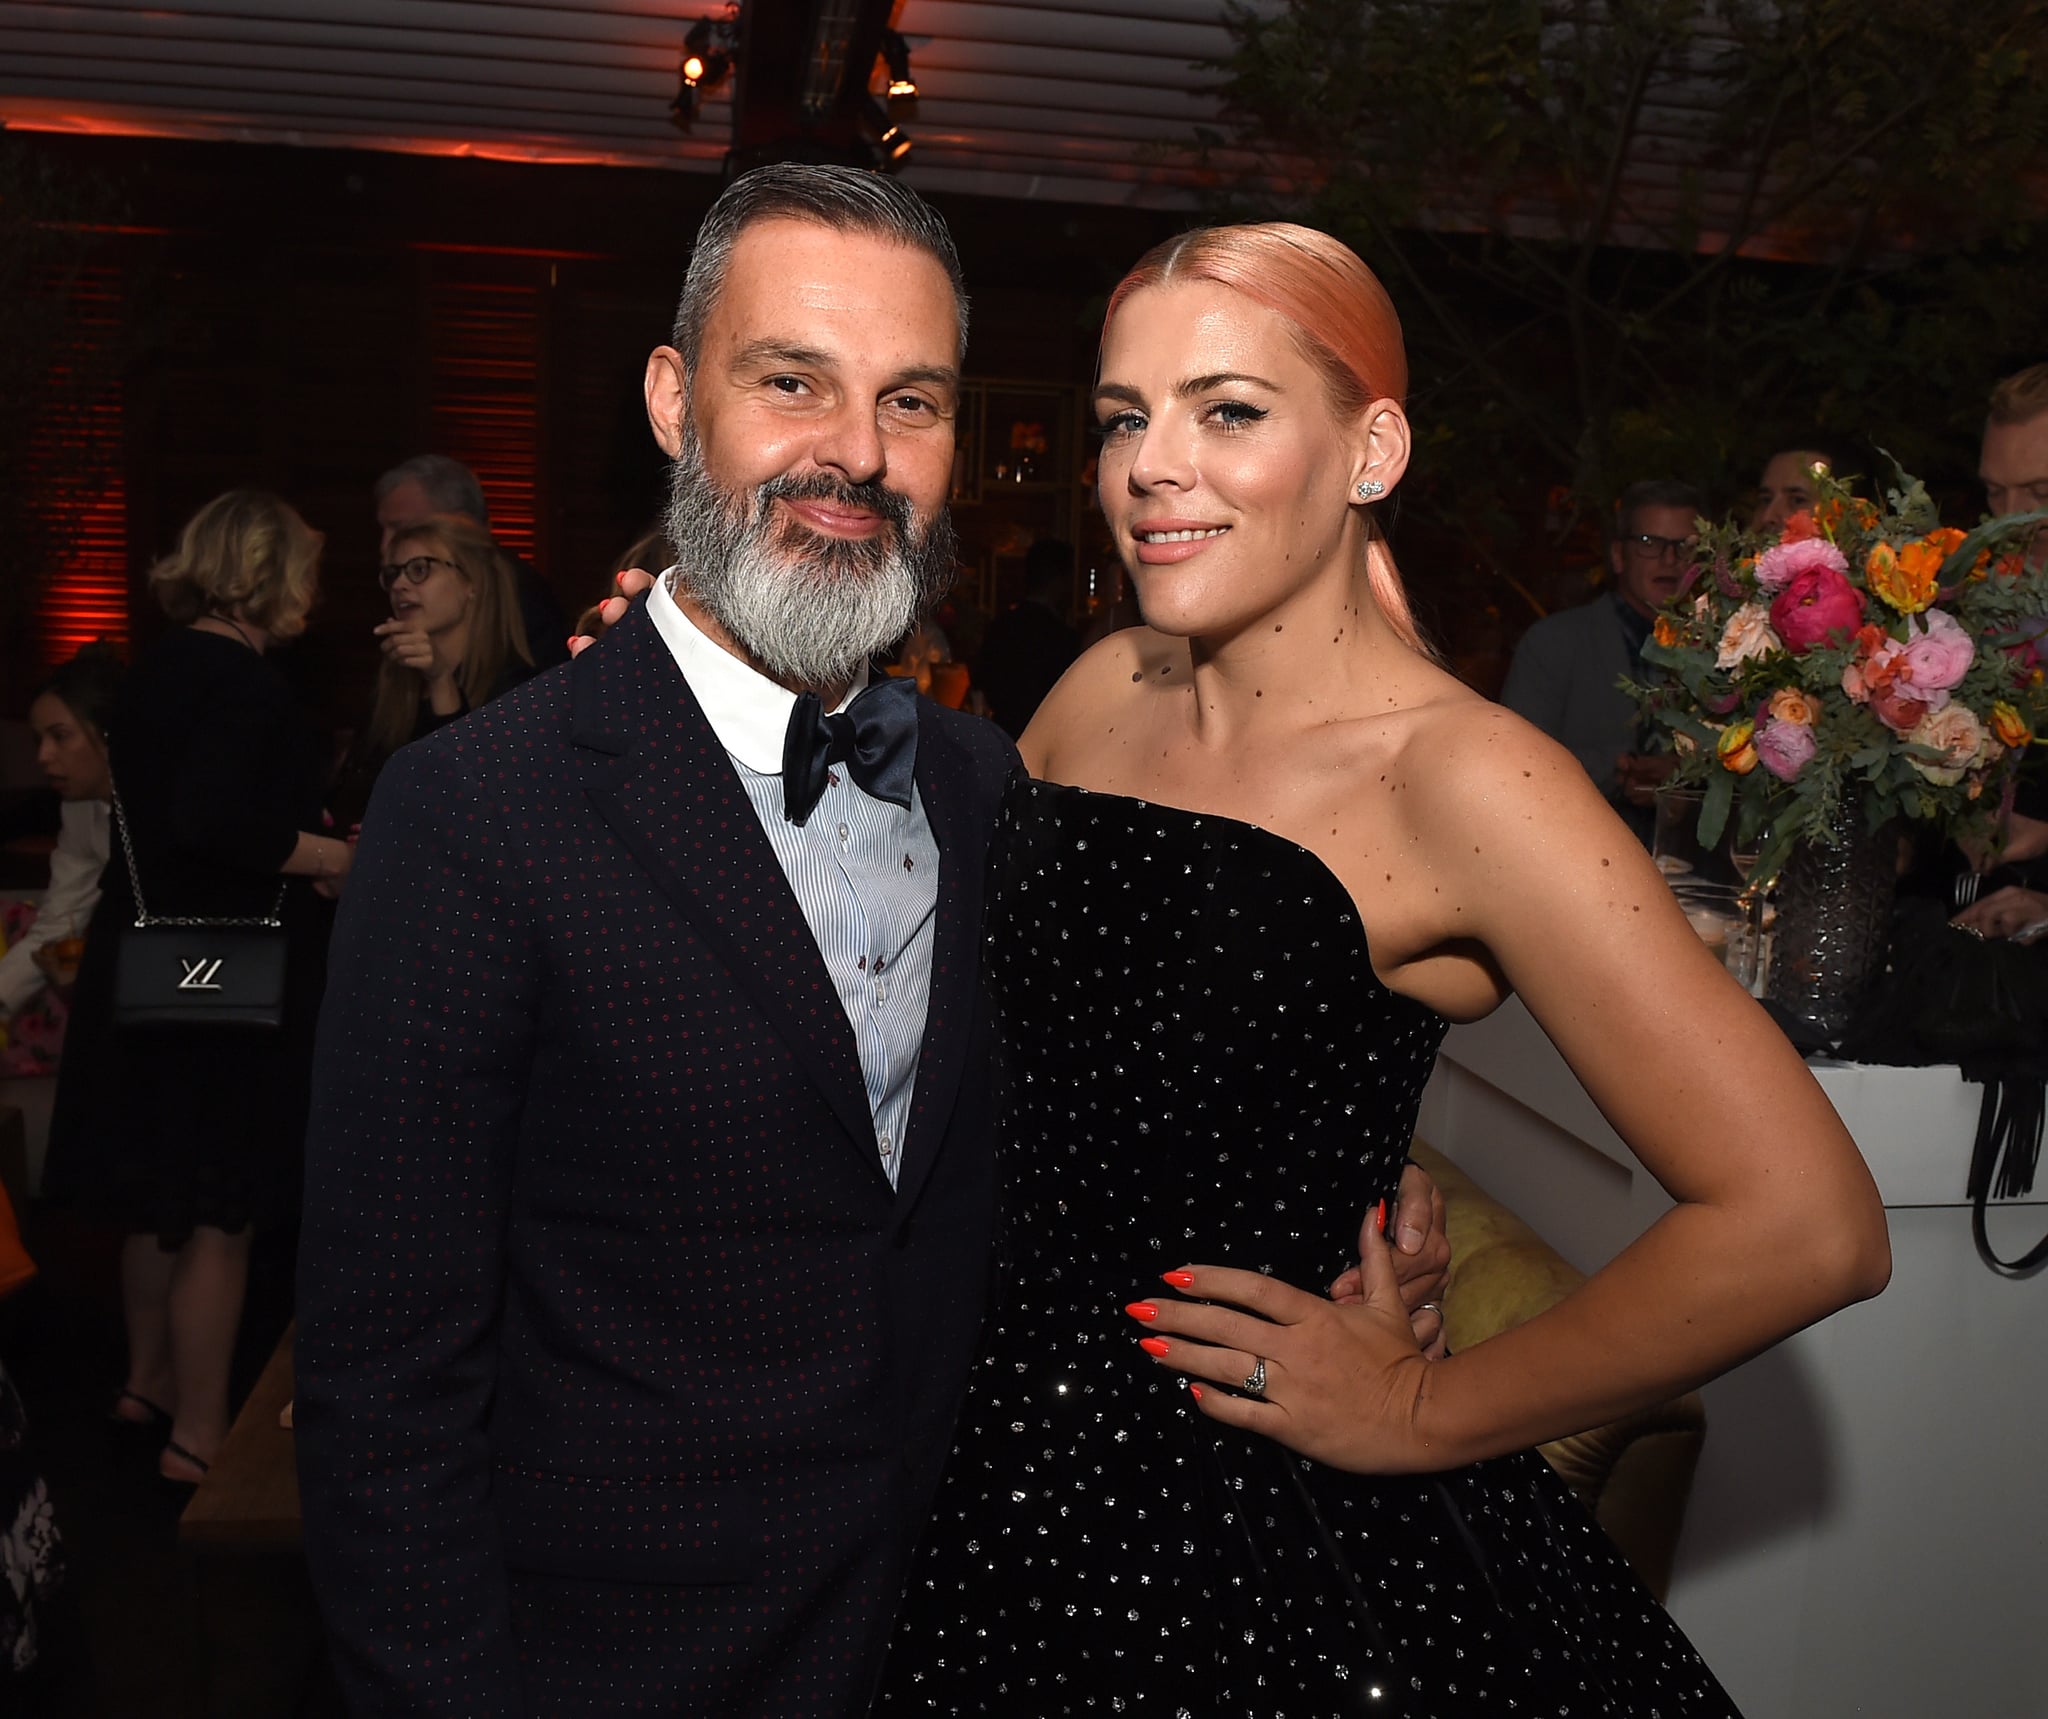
[664,428,957,691]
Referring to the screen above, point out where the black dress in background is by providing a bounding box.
[43,629,330,1246]
[875,780,1739,1716]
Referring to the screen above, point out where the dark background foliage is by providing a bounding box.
[1198,0,2048,658]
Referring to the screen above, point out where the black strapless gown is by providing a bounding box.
[875,780,1738,1717]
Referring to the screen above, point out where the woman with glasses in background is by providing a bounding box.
[333,514,536,824]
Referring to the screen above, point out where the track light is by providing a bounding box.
[671,10,736,132]
[854,93,913,172]
[881,28,917,116]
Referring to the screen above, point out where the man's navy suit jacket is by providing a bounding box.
[296,599,1019,1713]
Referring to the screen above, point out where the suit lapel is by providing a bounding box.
[574,602,877,1164]
[891,707,991,1214]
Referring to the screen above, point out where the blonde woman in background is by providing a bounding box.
[42,489,352,1485]
[362,513,534,760]
[331,513,536,830]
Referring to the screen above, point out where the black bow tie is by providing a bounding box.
[781,677,919,825]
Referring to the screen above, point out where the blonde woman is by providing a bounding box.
[360,513,534,762]
[43,489,352,1484]
[872,225,1887,1713]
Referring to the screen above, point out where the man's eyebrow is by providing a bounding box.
[889,364,960,392]
[728,340,835,370]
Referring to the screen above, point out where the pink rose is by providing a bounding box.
[1771,566,1866,654]
[1754,536,1849,595]
[1841,635,1934,733]
[1899,608,1974,694]
[1755,715,1818,782]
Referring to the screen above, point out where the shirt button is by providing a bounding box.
[836,822,851,844]
[875,978,890,1003]
[878,1132,894,1158]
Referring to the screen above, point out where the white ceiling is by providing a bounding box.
[0,0,1240,208]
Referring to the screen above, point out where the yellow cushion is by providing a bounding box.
[1409,1140,1705,1601]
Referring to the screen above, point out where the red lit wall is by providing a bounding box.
[425,271,544,571]
[30,264,130,674]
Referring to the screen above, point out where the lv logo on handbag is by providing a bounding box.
[108,762,288,1031]
[177,957,227,991]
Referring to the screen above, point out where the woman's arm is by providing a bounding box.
[1144,706,1889,1472]
[282,830,353,890]
[0,800,106,1014]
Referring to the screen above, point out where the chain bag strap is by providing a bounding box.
[108,764,289,1030]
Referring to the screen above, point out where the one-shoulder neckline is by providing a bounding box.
[1014,777,1447,1029]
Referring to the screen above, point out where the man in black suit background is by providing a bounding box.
[298,165,1446,1716]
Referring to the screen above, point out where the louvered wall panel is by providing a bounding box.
[425,266,544,569]
[548,273,676,616]
[29,264,130,672]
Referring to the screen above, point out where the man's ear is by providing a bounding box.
[645,347,689,458]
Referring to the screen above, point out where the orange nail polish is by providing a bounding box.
[1375,1199,1388,1235]
[1160,1270,1196,1290]
[1189,1384,1204,1401]
[1138,1337,1170,1358]
[1125,1301,1158,1322]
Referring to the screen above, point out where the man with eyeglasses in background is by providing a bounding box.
[1500,478,1704,843]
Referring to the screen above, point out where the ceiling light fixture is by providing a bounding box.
[880,27,917,116]
[855,93,913,173]
[671,9,739,133]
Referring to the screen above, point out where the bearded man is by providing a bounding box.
[296,164,1447,1717]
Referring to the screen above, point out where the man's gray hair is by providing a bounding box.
[672,164,968,373]
[374,454,490,526]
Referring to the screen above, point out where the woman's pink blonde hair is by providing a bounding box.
[1104,223,1431,656]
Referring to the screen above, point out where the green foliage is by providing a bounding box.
[1201,0,2048,608]
[1622,464,2048,884]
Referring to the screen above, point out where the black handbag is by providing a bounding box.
[109,769,288,1031]
[1841,898,2048,1276]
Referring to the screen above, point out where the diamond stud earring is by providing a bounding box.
[1355,479,1386,499]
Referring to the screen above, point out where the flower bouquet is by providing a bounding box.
[1628,464,2048,888]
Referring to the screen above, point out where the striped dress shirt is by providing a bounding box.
[647,575,937,1185]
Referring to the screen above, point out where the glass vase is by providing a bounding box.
[1765,807,1897,1045]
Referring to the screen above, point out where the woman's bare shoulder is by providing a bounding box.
[1019,627,1183,775]
[1397,692,1599,809]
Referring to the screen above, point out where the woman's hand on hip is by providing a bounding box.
[1128,1223,1437,1473]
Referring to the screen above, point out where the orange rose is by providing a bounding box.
[1653,614,1682,648]
[1867,539,1939,614]
[1897,528,1965,590]
[1781,510,1820,543]
[1992,701,2033,749]
[1717,719,1759,774]
[1768,687,1817,726]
